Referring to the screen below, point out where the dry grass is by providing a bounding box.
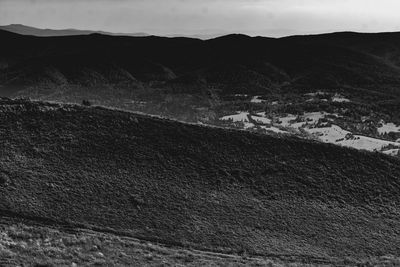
[0,218,317,267]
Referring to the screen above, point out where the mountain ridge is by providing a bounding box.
[5,24,400,39]
[0,24,149,37]
[3,28,400,96]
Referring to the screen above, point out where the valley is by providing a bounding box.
[1,29,400,157]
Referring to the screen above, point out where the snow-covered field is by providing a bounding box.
[304,91,328,97]
[306,125,399,152]
[383,149,400,156]
[377,122,400,134]
[251,115,271,124]
[331,94,350,103]
[275,112,399,153]
[219,92,398,156]
[221,112,249,122]
[220,112,254,129]
[221,111,287,133]
[220,110,399,156]
[306,124,349,143]
[303,92,350,103]
[250,96,265,103]
[278,112,336,128]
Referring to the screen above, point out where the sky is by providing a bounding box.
[1,0,400,37]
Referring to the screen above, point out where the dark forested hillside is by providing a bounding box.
[284,31,400,67]
[0,98,400,265]
[3,29,400,98]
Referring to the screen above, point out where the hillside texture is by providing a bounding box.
[0,99,400,265]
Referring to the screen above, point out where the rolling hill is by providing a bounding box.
[0,98,400,265]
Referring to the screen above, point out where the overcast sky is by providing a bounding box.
[1,0,400,37]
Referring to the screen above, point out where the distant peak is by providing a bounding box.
[209,33,252,41]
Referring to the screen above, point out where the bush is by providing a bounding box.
[82,100,91,106]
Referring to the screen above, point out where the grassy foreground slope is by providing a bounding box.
[0,98,400,264]
[1,218,398,267]
[1,217,293,267]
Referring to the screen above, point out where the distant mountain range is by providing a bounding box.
[0,24,226,39]
[0,24,149,37]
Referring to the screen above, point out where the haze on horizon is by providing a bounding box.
[1,0,400,37]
